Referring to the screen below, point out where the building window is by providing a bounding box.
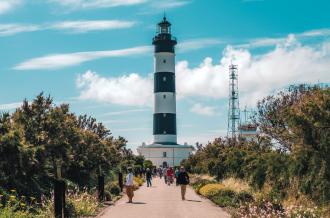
[163,76,166,82]
[163,152,167,157]
[163,113,166,117]
[163,130,167,134]
[163,59,166,63]
[163,94,166,99]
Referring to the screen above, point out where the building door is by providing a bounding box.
[162,161,168,168]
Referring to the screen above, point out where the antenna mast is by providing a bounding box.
[227,64,240,139]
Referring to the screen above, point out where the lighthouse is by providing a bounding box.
[137,16,194,168]
[152,16,177,144]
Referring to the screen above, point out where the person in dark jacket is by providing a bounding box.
[177,166,190,200]
[146,168,152,187]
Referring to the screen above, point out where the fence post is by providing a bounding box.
[98,175,105,202]
[54,179,66,218]
[54,159,65,218]
[118,172,123,192]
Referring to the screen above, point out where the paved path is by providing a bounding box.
[98,177,230,218]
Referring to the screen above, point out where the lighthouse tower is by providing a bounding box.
[152,16,177,144]
[137,16,193,168]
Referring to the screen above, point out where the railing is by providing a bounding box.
[153,34,177,42]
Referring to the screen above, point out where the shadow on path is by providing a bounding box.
[127,202,147,204]
[186,200,202,203]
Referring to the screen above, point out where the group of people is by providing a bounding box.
[124,166,190,203]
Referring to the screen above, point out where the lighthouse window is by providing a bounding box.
[163,94,166,99]
[163,76,166,82]
[163,59,166,63]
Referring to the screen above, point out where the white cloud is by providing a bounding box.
[50,20,136,33]
[191,103,216,116]
[14,37,220,70]
[177,38,223,53]
[14,46,151,70]
[49,0,147,9]
[237,28,330,49]
[0,102,22,110]
[299,28,330,37]
[0,0,22,15]
[177,34,330,107]
[76,70,153,106]
[0,24,40,36]
[150,0,191,9]
[75,35,330,108]
[100,108,149,116]
[0,20,135,36]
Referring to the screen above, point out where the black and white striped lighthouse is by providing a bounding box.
[152,16,177,145]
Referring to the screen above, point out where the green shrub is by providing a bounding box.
[236,191,254,204]
[199,184,225,198]
[0,205,36,218]
[104,191,112,201]
[109,184,121,196]
[65,200,78,218]
[191,179,215,194]
[211,188,239,208]
[66,191,99,217]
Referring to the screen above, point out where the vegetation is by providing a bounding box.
[0,93,145,217]
[183,85,330,217]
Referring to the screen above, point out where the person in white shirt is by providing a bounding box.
[125,167,134,203]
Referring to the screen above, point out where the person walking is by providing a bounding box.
[146,168,152,187]
[175,168,180,186]
[125,167,134,203]
[177,166,190,200]
[166,167,174,185]
[163,167,167,184]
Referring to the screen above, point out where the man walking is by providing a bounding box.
[146,168,152,187]
[125,167,134,203]
[177,166,190,200]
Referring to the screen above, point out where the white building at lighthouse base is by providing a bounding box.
[137,143,194,167]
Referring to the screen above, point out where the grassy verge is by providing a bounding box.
[190,174,328,217]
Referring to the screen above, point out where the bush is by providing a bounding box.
[109,184,121,196]
[191,179,215,194]
[211,188,239,208]
[0,205,36,218]
[104,191,112,201]
[66,191,99,217]
[199,184,225,198]
[133,177,145,187]
[236,191,254,204]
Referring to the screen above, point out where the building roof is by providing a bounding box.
[139,143,194,149]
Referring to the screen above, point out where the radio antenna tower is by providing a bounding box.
[227,63,240,139]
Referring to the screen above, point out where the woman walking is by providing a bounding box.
[125,167,134,203]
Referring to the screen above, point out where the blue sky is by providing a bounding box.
[1,0,330,151]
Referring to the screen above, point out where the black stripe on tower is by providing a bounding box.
[154,72,175,93]
[152,35,177,53]
[153,113,176,135]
